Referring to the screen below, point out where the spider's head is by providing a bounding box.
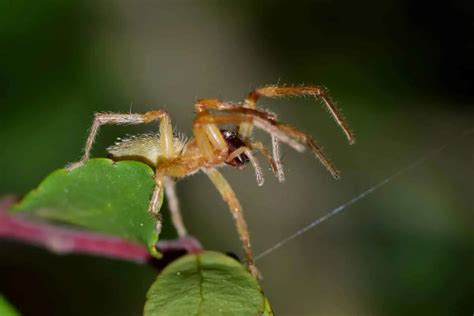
[220,129,250,167]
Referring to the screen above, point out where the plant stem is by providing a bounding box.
[0,196,150,263]
[0,196,203,263]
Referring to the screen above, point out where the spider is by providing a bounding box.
[67,84,355,278]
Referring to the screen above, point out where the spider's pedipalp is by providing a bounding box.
[245,149,264,187]
[249,141,280,179]
[271,135,285,182]
[227,145,265,186]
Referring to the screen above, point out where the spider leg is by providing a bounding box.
[271,135,285,182]
[227,146,264,186]
[67,110,171,170]
[195,99,286,182]
[149,172,164,222]
[241,84,355,145]
[195,99,277,121]
[71,110,182,235]
[204,167,261,279]
[192,102,229,162]
[194,98,236,111]
[152,116,189,236]
[249,141,281,180]
[195,113,341,179]
[149,172,186,238]
[163,176,188,238]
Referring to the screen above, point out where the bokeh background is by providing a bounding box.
[1,1,473,315]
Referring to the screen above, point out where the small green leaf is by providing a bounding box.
[12,158,160,256]
[0,295,20,316]
[144,251,273,316]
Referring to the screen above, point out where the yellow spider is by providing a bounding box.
[68,84,355,278]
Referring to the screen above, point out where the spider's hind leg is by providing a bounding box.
[163,176,188,238]
[67,110,170,170]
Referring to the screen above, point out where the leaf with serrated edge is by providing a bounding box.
[144,251,273,316]
[12,158,160,256]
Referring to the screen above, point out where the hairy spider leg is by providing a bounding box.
[195,99,276,122]
[240,93,285,182]
[195,112,341,179]
[193,105,228,163]
[68,111,170,168]
[271,135,285,182]
[163,176,187,237]
[227,146,264,186]
[149,172,164,219]
[194,99,282,180]
[68,111,188,234]
[150,114,189,234]
[241,85,355,145]
[205,167,261,279]
[249,141,279,176]
[193,101,267,184]
[240,85,356,180]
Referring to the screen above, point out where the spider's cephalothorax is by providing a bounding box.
[68,84,355,279]
[220,129,250,167]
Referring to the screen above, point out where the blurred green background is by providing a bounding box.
[1,1,473,315]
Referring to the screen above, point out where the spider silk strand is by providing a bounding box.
[254,127,473,261]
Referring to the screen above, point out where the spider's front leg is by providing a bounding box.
[67,110,169,170]
[194,99,283,181]
[241,85,355,144]
[205,167,261,279]
[192,103,229,163]
[241,85,356,180]
[195,112,341,179]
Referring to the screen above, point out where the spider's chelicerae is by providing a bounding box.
[68,84,355,278]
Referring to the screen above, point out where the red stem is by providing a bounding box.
[0,196,150,263]
[0,196,203,263]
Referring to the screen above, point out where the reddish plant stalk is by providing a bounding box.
[0,196,203,263]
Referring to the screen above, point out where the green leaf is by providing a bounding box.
[144,251,273,316]
[12,158,160,256]
[0,295,20,316]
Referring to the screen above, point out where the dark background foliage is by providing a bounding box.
[1,1,473,315]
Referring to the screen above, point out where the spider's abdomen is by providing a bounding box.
[220,129,250,167]
[107,133,187,167]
